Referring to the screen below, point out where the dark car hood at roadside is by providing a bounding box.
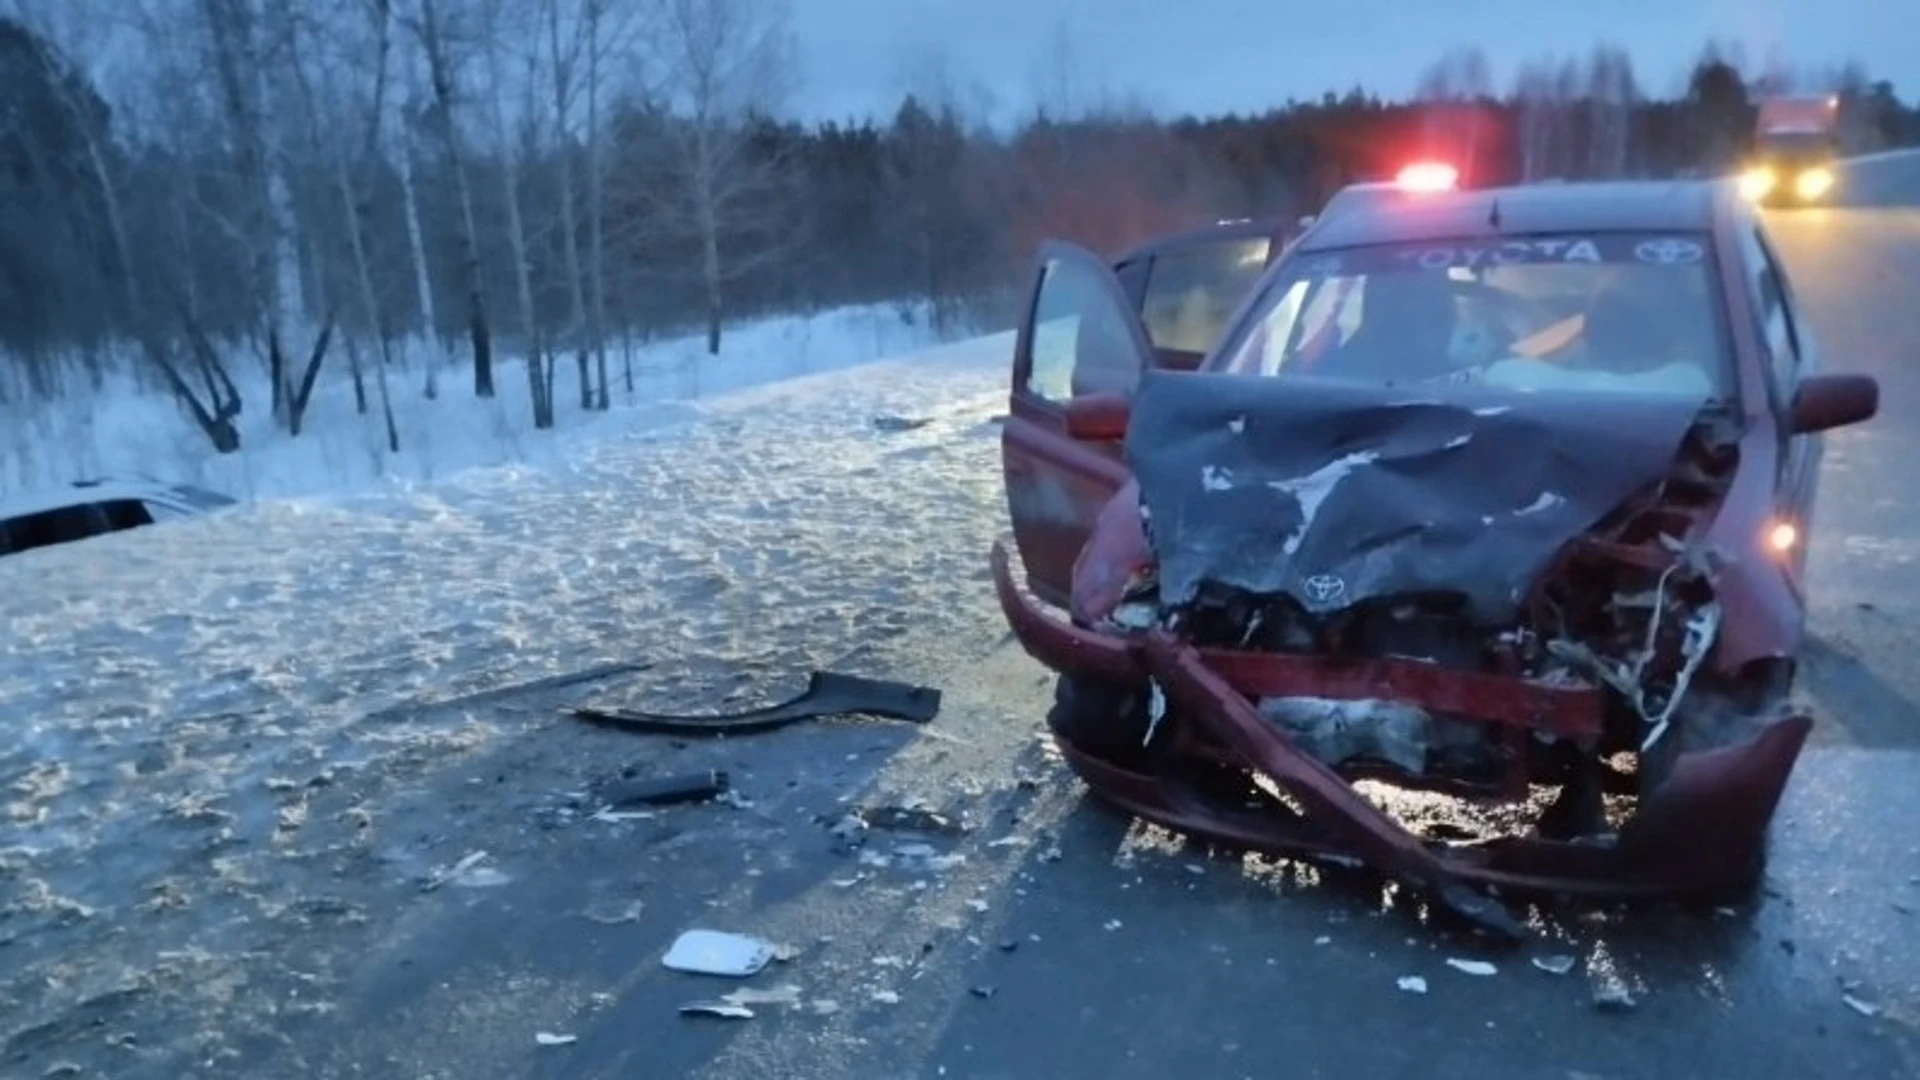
[1124,370,1708,625]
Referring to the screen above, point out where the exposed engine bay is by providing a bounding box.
[1102,371,1749,806]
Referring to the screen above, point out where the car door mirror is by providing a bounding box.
[1789,373,1879,434]
[1065,391,1131,441]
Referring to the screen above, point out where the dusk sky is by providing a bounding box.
[788,0,1917,125]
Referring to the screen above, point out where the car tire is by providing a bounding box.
[1046,674,1154,766]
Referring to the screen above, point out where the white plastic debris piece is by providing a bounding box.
[590,808,656,823]
[1396,975,1428,994]
[680,1001,755,1019]
[1103,919,1123,932]
[1532,955,1577,976]
[1842,994,1881,1017]
[721,984,802,1008]
[535,1032,577,1046]
[662,930,776,977]
[428,850,511,890]
[1445,958,1498,977]
[1314,936,1332,946]
[871,989,901,1005]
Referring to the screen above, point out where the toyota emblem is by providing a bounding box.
[1634,238,1703,265]
[1301,574,1347,607]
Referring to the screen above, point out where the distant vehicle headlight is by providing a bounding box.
[1795,166,1835,199]
[1737,167,1777,201]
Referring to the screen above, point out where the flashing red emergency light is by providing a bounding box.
[1396,161,1459,193]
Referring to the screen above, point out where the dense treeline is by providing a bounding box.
[1,1,1916,452]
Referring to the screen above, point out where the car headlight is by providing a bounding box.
[1795,167,1835,199]
[1737,167,1776,201]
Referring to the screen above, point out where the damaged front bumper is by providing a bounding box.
[991,539,1809,917]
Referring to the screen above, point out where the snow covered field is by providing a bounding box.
[0,323,1017,1065]
[0,302,948,503]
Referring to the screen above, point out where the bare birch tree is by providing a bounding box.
[15,0,245,450]
[198,0,333,436]
[318,0,401,450]
[1584,45,1638,179]
[484,0,555,428]
[648,0,798,356]
[404,0,495,398]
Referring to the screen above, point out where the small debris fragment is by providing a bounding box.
[1314,936,1332,946]
[861,805,967,835]
[998,939,1020,953]
[970,985,997,999]
[599,770,730,808]
[871,989,901,1005]
[1445,958,1498,977]
[1103,919,1123,932]
[662,930,776,976]
[1842,994,1881,1018]
[535,1032,577,1046]
[681,983,805,1018]
[1532,955,1577,976]
[582,898,645,925]
[1397,976,1428,994]
[872,413,933,433]
[425,851,510,890]
[1592,984,1637,1012]
[679,1002,755,1020]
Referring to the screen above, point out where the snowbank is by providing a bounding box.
[0,301,949,503]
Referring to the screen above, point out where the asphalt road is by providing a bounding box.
[12,160,1920,1080]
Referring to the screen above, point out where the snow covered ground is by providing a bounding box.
[0,322,1019,1064]
[0,301,948,503]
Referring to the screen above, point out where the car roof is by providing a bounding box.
[1297,179,1728,252]
[0,478,233,520]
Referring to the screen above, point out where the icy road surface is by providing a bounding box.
[1,334,1014,1069]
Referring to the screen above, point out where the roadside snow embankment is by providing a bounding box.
[1,302,949,503]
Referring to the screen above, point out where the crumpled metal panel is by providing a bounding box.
[1124,370,1705,624]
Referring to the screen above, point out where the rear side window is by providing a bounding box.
[1139,239,1271,355]
[0,500,153,557]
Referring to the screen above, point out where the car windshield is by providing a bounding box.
[1756,131,1835,156]
[1214,232,1733,403]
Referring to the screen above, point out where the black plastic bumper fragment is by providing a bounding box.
[570,671,942,736]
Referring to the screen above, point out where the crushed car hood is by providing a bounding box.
[1125,370,1708,624]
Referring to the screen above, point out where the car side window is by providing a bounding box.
[1741,228,1801,414]
[1024,255,1146,404]
[1138,239,1271,355]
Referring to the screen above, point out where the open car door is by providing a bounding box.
[1003,242,1157,608]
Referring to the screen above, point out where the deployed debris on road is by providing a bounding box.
[371,661,651,721]
[679,984,804,1020]
[872,413,934,433]
[421,850,510,891]
[572,671,941,736]
[597,770,731,808]
[662,930,779,977]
